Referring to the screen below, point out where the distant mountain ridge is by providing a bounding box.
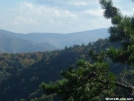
[0,32,58,53]
[0,28,109,53]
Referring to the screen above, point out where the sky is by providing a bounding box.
[0,0,134,34]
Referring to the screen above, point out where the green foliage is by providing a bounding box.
[0,38,123,101]
[89,50,106,62]
[100,0,134,65]
[0,52,45,82]
[41,60,116,101]
[40,0,134,100]
[99,0,120,19]
[1,1,134,100]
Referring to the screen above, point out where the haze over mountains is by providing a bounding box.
[0,28,109,53]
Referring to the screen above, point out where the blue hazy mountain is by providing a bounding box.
[0,28,109,52]
[0,31,58,53]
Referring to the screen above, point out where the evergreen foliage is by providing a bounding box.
[0,38,123,101]
[40,0,134,100]
[1,1,134,101]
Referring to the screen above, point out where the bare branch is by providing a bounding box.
[115,82,134,94]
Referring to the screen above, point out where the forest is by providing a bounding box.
[0,38,124,101]
[0,0,134,101]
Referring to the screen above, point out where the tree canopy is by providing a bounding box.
[40,0,134,101]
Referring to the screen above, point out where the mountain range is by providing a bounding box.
[0,28,109,53]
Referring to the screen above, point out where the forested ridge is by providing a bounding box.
[40,0,134,101]
[1,0,134,101]
[0,28,108,49]
[0,38,125,101]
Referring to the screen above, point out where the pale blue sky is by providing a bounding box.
[0,0,134,34]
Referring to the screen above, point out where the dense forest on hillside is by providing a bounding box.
[0,38,126,101]
[40,0,134,101]
[1,0,134,101]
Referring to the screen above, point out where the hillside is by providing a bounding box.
[0,28,109,49]
[0,33,58,53]
[0,38,125,101]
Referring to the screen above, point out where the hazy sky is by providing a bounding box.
[0,0,134,34]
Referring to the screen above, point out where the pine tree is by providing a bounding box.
[40,0,134,100]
